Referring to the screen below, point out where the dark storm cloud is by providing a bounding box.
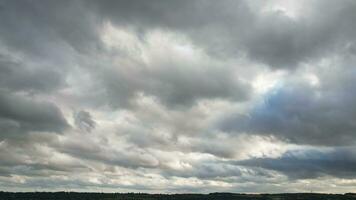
[236,147,356,179]
[0,91,69,140]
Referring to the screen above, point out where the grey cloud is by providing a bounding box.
[95,43,251,108]
[0,0,101,101]
[0,142,26,167]
[162,161,243,180]
[0,0,252,108]
[0,164,70,178]
[114,97,239,158]
[53,136,159,169]
[0,0,102,57]
[2,0,356,77]
[88,0,251,30]
[219,64,356,146]
[0,54,64,93]
[4,0,340,110]
[0,91,69,140]
[2,0,356,193]
[0,167,10,177]
[88,0,356,68]
[125,128,237,159]
[194,0,356,68]
[74,110,96,133]
[87,0,256,65]
[236,147,356,179]
[0,137,87,178]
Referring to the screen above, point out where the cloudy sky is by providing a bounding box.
[1,0,356,193]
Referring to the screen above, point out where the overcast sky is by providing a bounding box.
[1,0,356,193]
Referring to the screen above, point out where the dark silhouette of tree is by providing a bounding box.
[1,191,356,200]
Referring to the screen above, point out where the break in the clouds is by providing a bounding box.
[1,0,356,193]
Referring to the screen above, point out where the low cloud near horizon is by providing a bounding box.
[1,0,356,193]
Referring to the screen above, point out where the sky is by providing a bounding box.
[1,0,356,193]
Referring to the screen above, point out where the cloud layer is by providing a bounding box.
[1,0,356,193]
